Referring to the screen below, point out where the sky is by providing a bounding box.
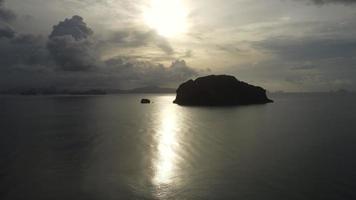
[1,0,356,91]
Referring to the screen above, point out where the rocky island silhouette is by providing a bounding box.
[174,75,273,106]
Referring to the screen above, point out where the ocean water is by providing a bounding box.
[0,93,356,200]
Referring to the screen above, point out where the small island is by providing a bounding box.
[173,75,273,106]
[141,99,151,104]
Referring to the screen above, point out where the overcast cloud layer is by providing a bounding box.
[1,0,356,91]
[306,0,356,4]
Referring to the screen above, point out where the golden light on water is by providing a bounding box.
[153,105,180,185]
[144,0,188,37]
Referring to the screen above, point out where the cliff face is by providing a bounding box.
[173,75,273,106]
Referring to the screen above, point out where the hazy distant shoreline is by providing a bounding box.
[0,86,176,96]
[1,91,354,97]
[1,85,354,96]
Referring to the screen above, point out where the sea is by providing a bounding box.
[0,93,355,200]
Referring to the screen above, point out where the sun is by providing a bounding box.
[144,0,188,37]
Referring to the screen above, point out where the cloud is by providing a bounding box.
[255,36,356,61]
[0,30,52,89]
[106,29,174,55]
[46,16,174,72]
[104,58,198,87]
[0,34,49,67]
[49,15,93,40]
[0,11,197,90]
[48,15,98,71]
[168,60,198,81]
[246,35,356,91]
[0,22,14,38]
[0,0,16,22]
[301,0,356,5]
[0,0,49,68]
[0,0,15,39]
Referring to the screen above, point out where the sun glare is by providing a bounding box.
[153,105,179,185]
[144,0,188,37]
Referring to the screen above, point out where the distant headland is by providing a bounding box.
[173,75,273,106]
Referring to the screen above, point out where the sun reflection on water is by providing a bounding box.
[153,105,180,185]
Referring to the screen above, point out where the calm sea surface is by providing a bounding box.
[0,94,356,200]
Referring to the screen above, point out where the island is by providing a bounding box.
[141,99,151,104]
[173,75,273,106]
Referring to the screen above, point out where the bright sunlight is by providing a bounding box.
[144,0,188,37]
[153,104,180,185]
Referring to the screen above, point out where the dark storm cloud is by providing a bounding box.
[0,30,51,89]
[0,34,49,67]
[0,0,16,22]
[0,22,14,38]
[45,15,194,84]
[0,0,49,68]
[49,15,93,40]
[0,0,15,38]
[47,16,175,72]
[0,9,197,90]
[48,15,98,71]
[47,36,98,71]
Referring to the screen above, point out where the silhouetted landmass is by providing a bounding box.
[174,75,273,106]
[140,99,151,104]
